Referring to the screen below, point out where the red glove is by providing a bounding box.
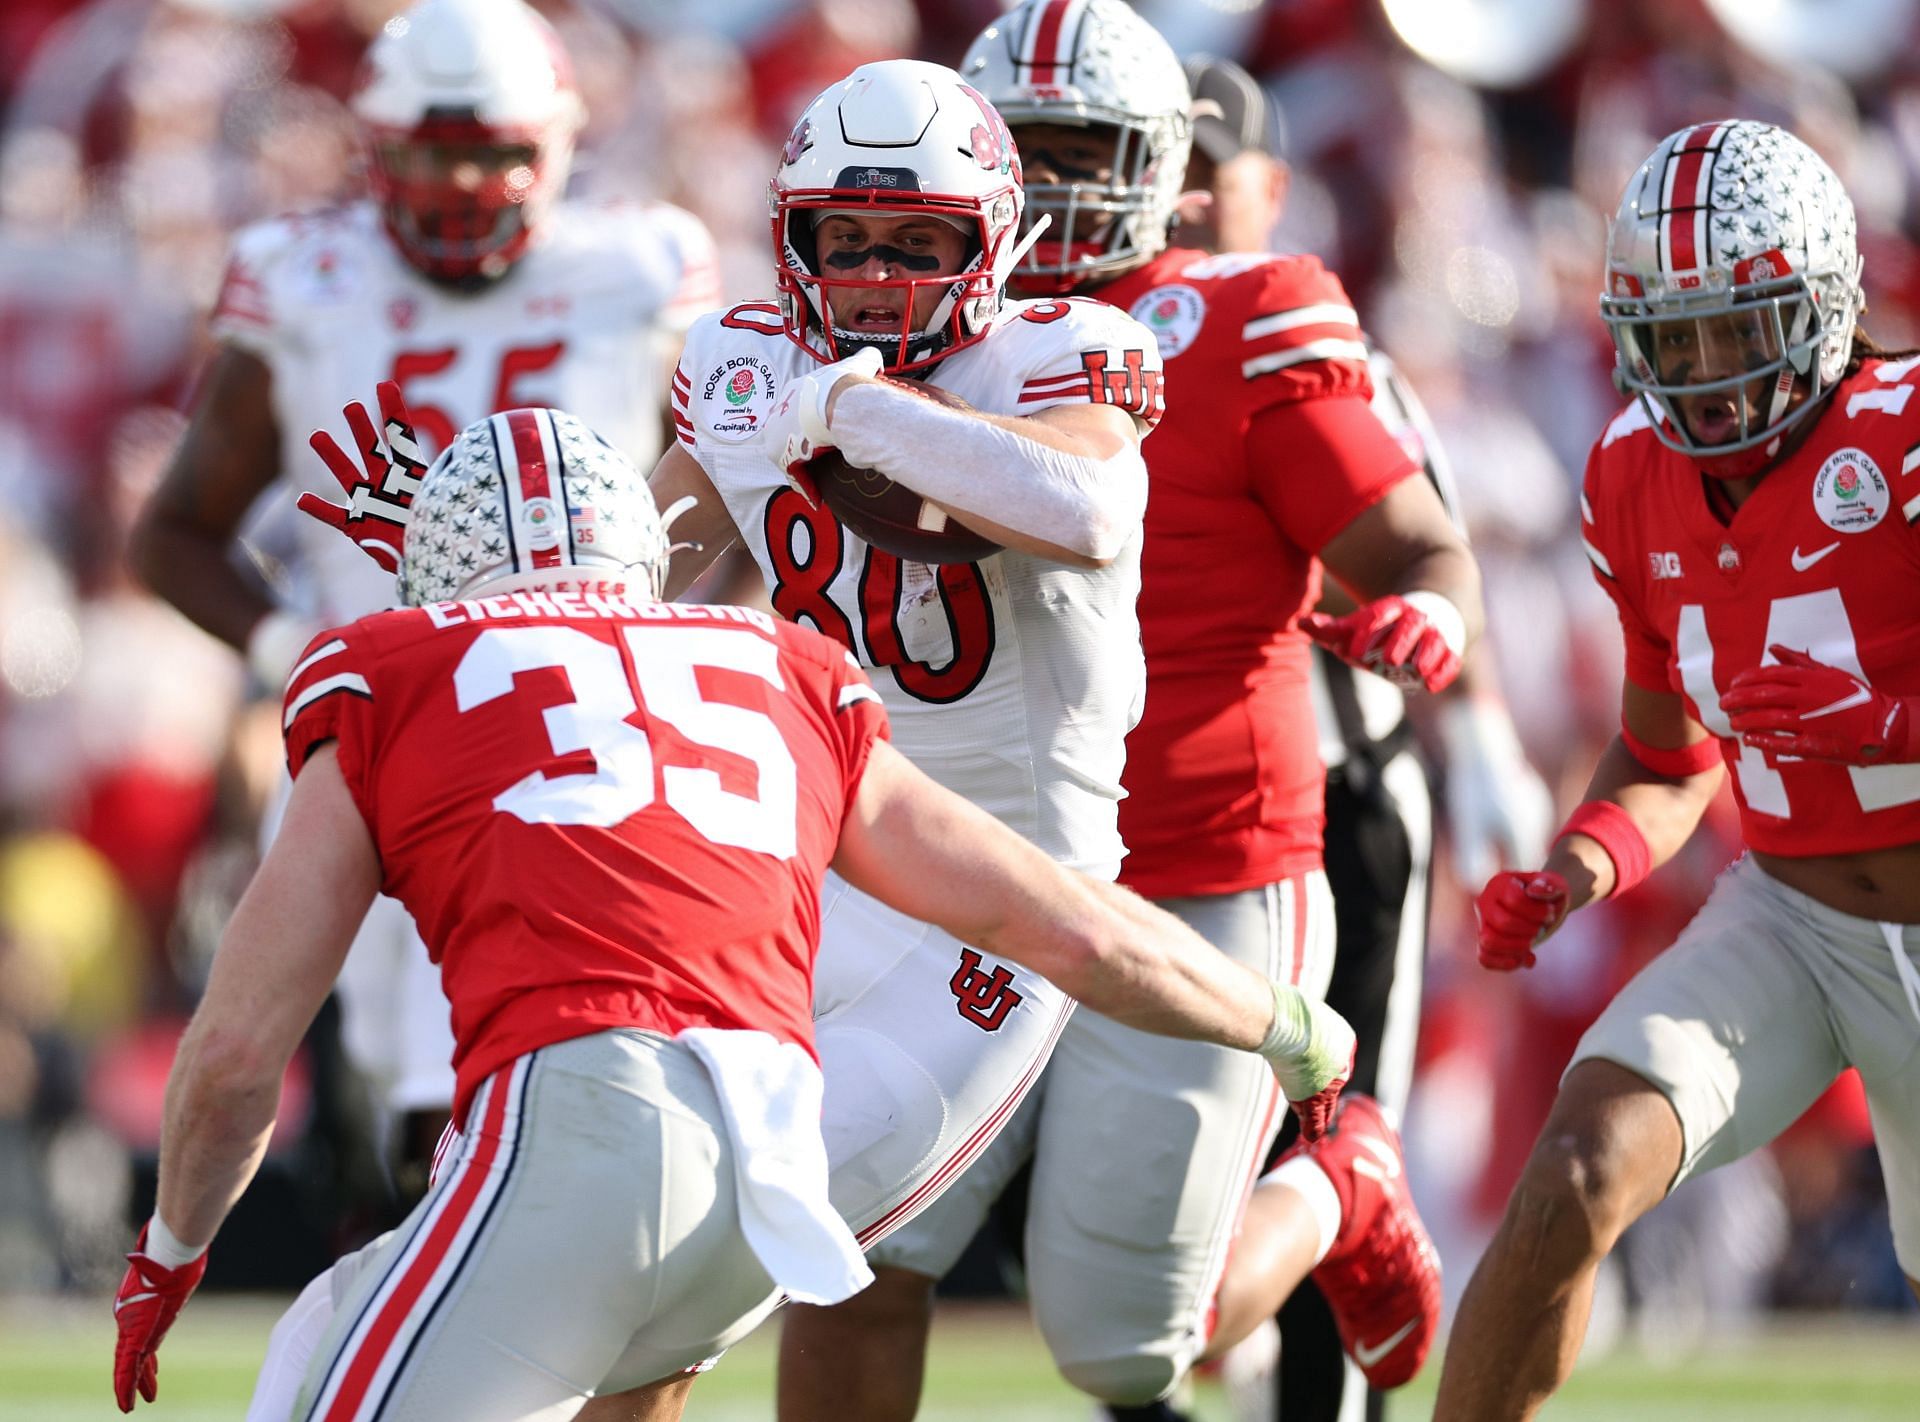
[301,381,427,573]
[112,1223,208,1412]
[1474,870,1570,971]
[1720,645,1920,766]
[1302,594,1463,692]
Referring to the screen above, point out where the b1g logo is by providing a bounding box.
[1127,283,1206,359]
[1812,446,1890,532]
[703,356,776,442]
[950,948,1023,1031]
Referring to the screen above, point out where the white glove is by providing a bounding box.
[1440,696,1554,887]
[757,346,885,479]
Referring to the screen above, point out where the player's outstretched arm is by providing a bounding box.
[646,442,738,600]
[128,346,307,680]
[1476,680,1722,971]
[834,742,1354,1133]
[157,744,379,1243]
[116,745,377,1411]
[837,742,1281,1050]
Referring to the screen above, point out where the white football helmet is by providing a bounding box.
[352,0,584,285]
[1601,119,1863,473]
[397,408,671,607]
[961,0,1192,289]
[772,60,1026,374]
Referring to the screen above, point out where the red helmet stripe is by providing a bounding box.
[1026,0,1078,86]
[1659,121,1728,274]
[502,409,563,570]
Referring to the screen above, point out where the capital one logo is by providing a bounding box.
[950,948,1024,1031]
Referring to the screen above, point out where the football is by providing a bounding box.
[807,378,1003,564]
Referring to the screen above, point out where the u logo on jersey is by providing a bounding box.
[950,948,1023,1031]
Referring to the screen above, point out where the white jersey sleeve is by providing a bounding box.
[672,303,788,461]
[643,202,725,333]
[208,212,342,366]
[990,296,1166,429]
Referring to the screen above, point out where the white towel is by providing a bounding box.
[680,1028,874,1306]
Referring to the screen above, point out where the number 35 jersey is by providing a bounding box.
[673,298,1163,877]
[214,198,720,626]
[281,594,887,1125]
[1581,356,1920,856]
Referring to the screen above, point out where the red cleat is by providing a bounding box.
[1284,1093,1441,1389]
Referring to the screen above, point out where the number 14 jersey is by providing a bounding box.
[673,298,1163,877]
[1581,356,1920,856]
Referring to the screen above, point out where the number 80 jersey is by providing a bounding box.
[1581,356,1920,856]
[673,297,1163,877]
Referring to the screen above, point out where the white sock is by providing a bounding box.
[245,1265,338,1422]
[1262,1155,1343,1266]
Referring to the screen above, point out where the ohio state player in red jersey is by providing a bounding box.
[130,0,721,1200]
[781,6,1474,1418]
[1435,120,1920,1421]
[111,385,1359,1422]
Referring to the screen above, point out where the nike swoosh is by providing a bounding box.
[1354,1318,1419,1369]
[1791,541,1840,571]
[1801,685,1873,720]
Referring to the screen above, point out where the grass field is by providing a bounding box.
[6,1295,1917,1421]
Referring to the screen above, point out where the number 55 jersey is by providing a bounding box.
[215,197,720,627]
[1581,355,1920,854]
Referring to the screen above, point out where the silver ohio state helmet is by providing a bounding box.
[962,0,1192,289]
[397,408,671,607]
[1600,119,1864,465]
[771,59,1026,374]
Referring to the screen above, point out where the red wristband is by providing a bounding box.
[1620,724,1723,779]
[1554,800,1652,899]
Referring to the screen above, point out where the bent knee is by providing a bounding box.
[1511,1122,1664,1261]
[1056,1351,1183,1407]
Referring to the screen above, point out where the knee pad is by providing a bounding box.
[1055,1350,1183,1407]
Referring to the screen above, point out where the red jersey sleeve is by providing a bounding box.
[282,623,377,799]
[1246,396,1419,554]
[825,648,889,816]
[1580,441,1672,691]
[1238,256,1375,411]
[1229,258,1417,550]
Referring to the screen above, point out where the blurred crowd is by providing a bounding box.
[2,0,1915,1341]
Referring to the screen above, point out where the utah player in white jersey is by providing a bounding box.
[129,0,719,1189]
[1436,121,1920,1419]
[647,58,1350,1419]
